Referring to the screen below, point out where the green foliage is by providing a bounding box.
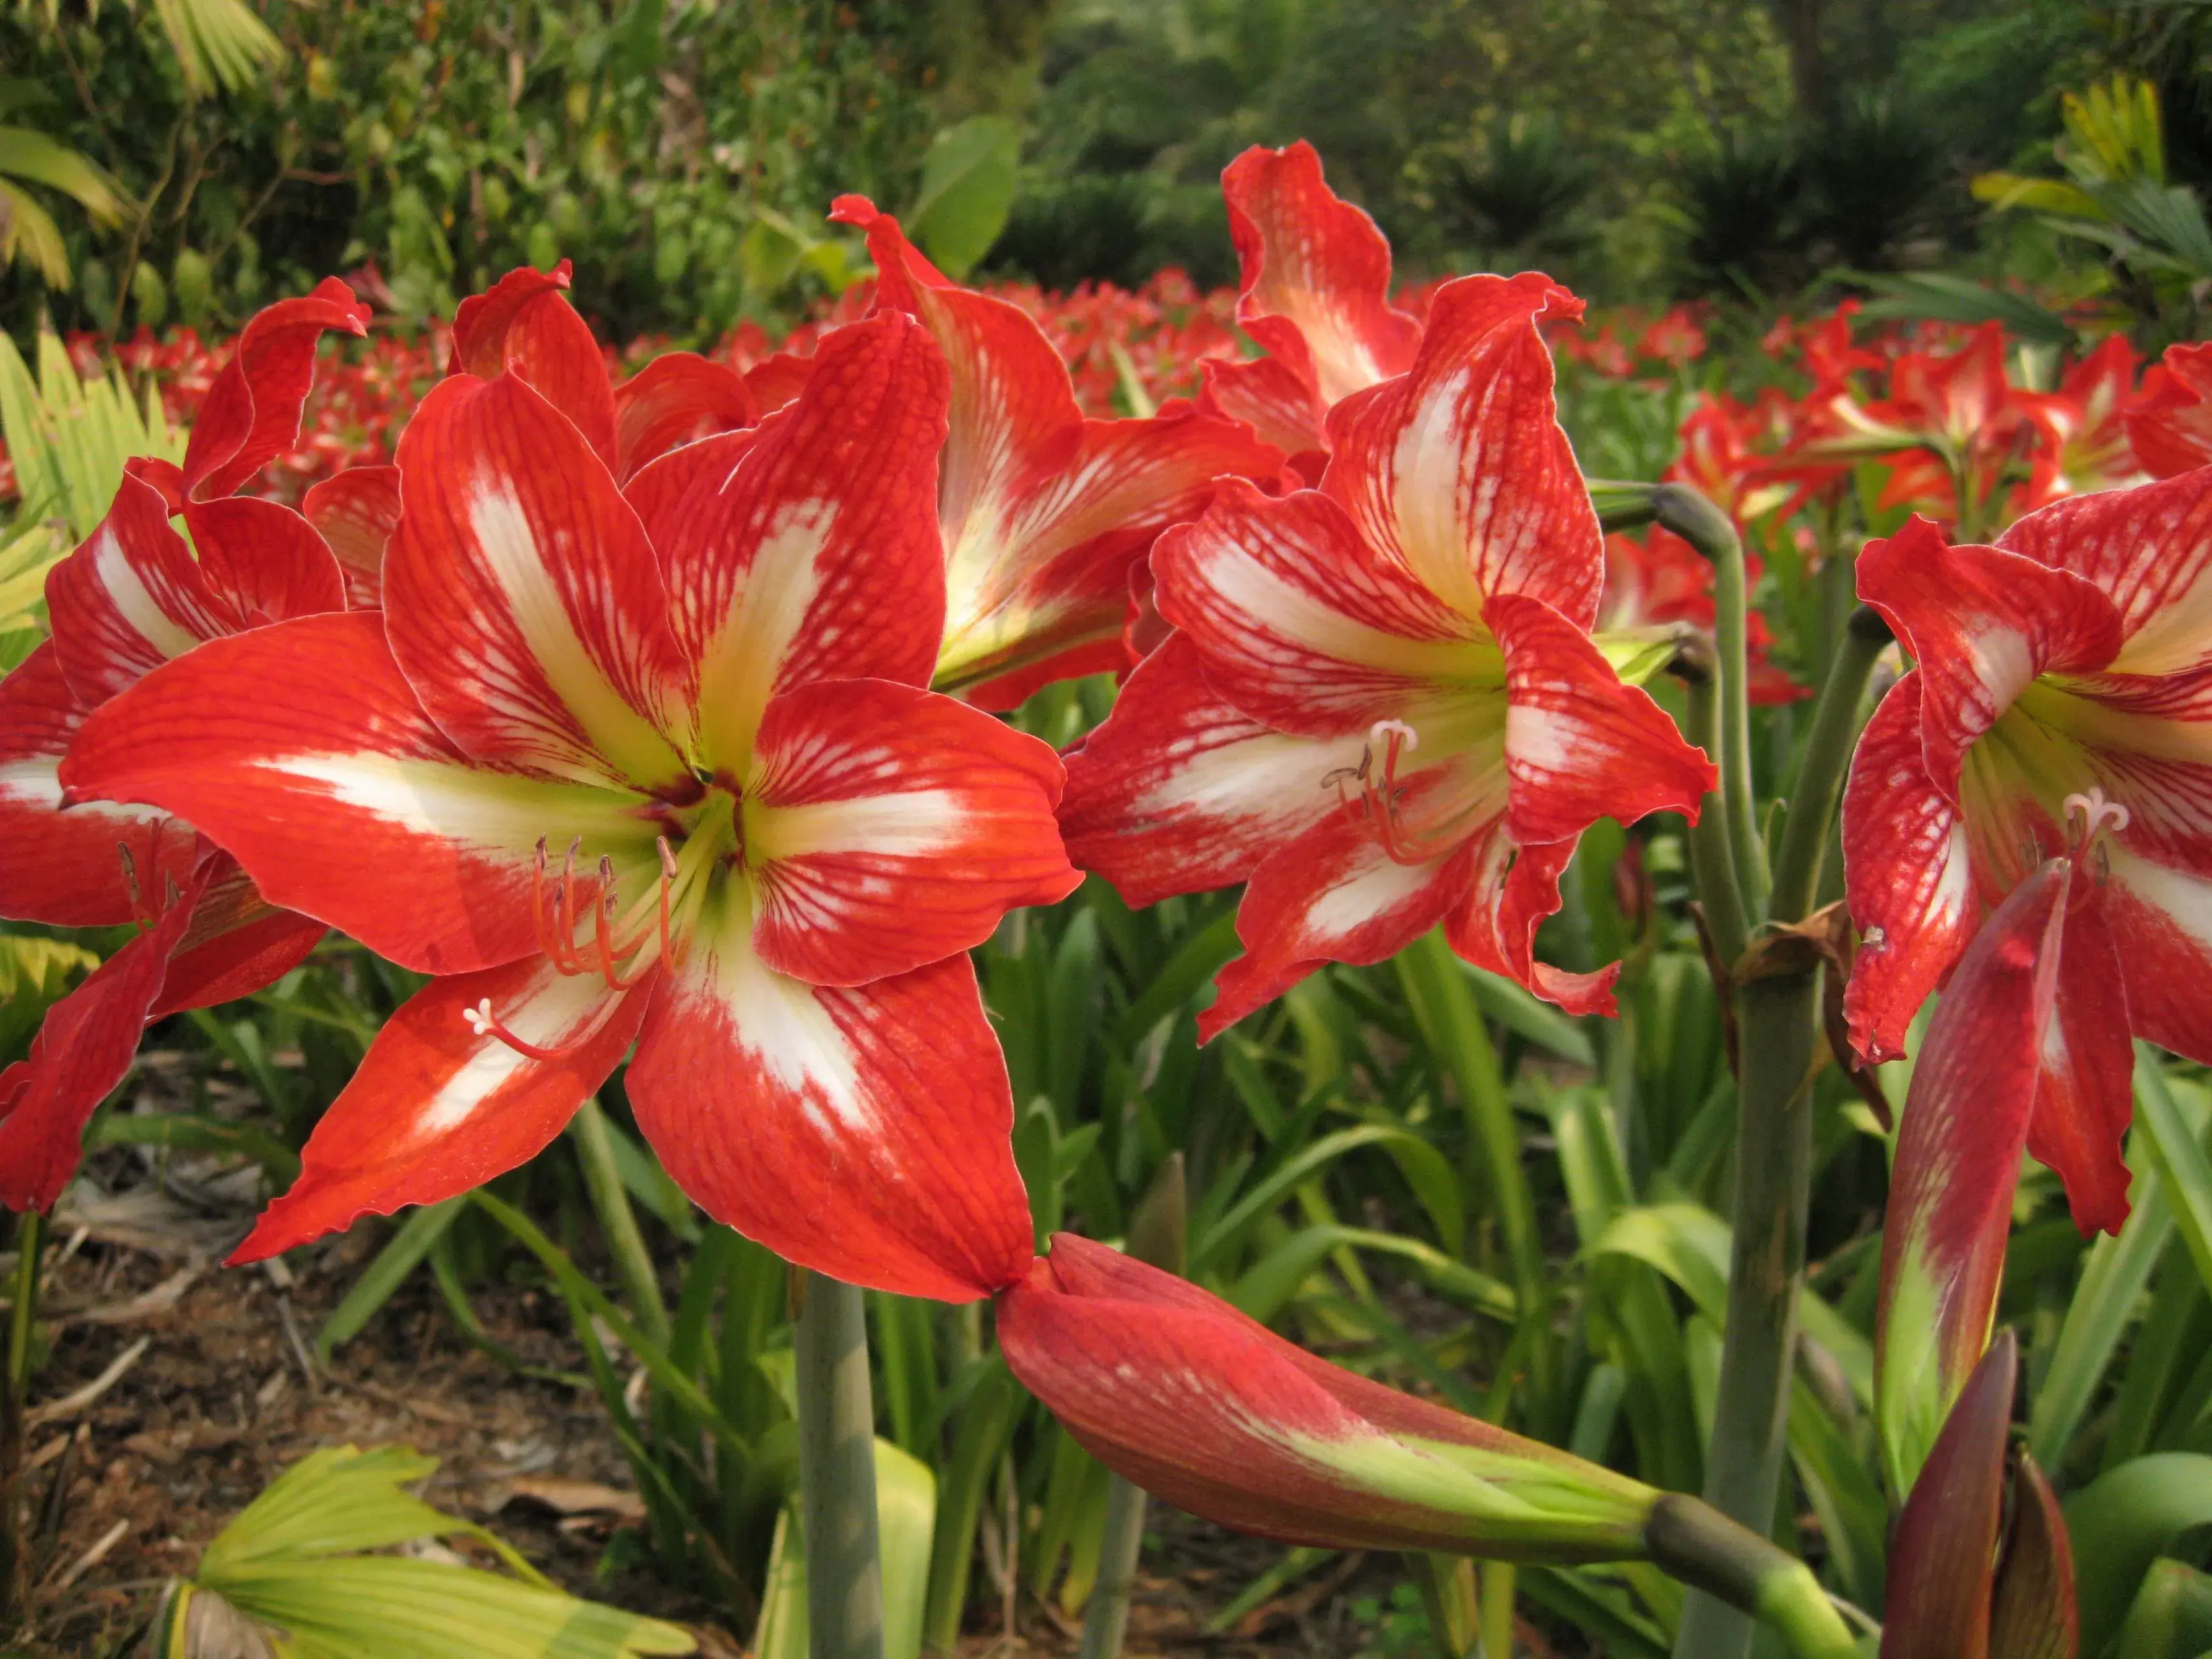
[904,115,1021,279]
[753,1440,935,1659]
[150,1444,695,1657]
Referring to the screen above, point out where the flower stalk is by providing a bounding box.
[794,1269,886,1659]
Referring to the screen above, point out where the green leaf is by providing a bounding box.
[0,932,98,1062]
[902,116,1020,280]
[0,125,126,223]
[145,0,285,99]
[2110,1559,2212,1659]
[314,1200,466,1362]
[2066,1453,2212,1655]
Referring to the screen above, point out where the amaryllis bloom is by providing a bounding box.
[63,311,1079,1301]
[827,198,1284,708]
[1000,1233,1658,1558]
[0,282,375,1209]
[1060,276,1716,1035]
[2019,333,2146,509]
[2124,339,2212,479]
[1840,483,2212,1235]
[1202,142,1421,469]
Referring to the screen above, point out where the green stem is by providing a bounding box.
[1673,614,1888,1659]
[1682,673,1749,966]
[1478,1561,1514,1659]
[1654,484,1766,914]
[570,1098,670,1346]
[1077,1476,1147,1659]
[1645,1495,1860,1659]
[1768,606,1892,925]
[795,1270,885,1659]
[1,1210,44,1632]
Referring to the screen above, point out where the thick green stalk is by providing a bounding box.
[1682,674,1749,965]
[1654,484,1766,913]
[795,1271,885,1659]
[570,1098,669,1346]
[1673,609,1888,1659]
[1646,1495,1859,1659]
[1077,1476,1146,1659]
[1,1211,43,1631]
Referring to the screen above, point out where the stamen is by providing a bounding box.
[1320,718,1455,865]
[530,838,587,976]
[593,856,657,990]
[461,991,625,1061]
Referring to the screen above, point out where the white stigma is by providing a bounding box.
[1370,718,1419,752]
[2063,786,2130,843]
[463,997,496,1037]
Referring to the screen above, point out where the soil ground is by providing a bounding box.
[7,1146,1468,1659]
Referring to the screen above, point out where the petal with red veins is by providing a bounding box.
[46,470,236,706]
[233,959,642,1261]
[1445,832,1619,1017]
[386,371,690,789]
[1843,674,1978,1063]
[303,465,401,607]
[182,497,347,624]
[0,645,183,926]
[2027,893,2135,1235]
[1205,798,1481,1039]
[745,677,1077,986]
[61,612,651,977]
[2122,342,2212,480]
[450,261,619,468]
[1058,635,1365,907]
[620,425,764,548]
[182,278,370,500]
[627,914,1033,1302]
[1489,591,1716,844]
[1200,355,1326,463]
[0,863,206,1211]
[1221,142,1420,408]
[651,312,951,768]
[743,352,814,417]
[1153,481,1494,736]
[1999,467,2212,677]
[1877,865,2067,1494]
[613,351,759,481]
[1859,517,2124,796]
[155,902,326,1018]
[1323,275,1601,627]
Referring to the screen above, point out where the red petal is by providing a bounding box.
[747,677,1077,985]
[742,352,815,416]
[303,465,401,607]
[1200,355,1326,463]
[1324,275,1602,628]
[47,469,236,706]
[386,371,689,789]
[182,278,370,500]
[1489,591,1716,844]
[1059,635,1364,908]
[154,901,325,1017]
[1206,804,1479,1038]
[1221,142,1419,408]
[0,863,207,1211]
[1999,468,2212,677]
[1988,1451,2078,1659]
[1882,1332,2017,1659]
[2122,342,2212,480]
[1153,480,1490,736]
[61,612,647,977]
[450,261,618,468]
[1843,675,1979,1062]
[651,312,950,768]
[1878,868,2066,1492]
[2029,894,2135,1235]
[0,645,188,926]
[181,497,347,625]
[1859,517,2123,797]
[1446,833,1619,1018]
[627,937,1033,1302]
[233,959,641,1261]
[613,351,759,482]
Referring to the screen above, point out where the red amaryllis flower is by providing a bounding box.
[1840,482,2212,1236]
[826,198,1285,708]
[999,1233,1659,1558]
[0,283,375,1210]
[1203,142,1422,469]
[1059,276,1715,1035]
[62,311,1079,1301]
[2019,333,2146,509]
[2124,340,2212,479]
